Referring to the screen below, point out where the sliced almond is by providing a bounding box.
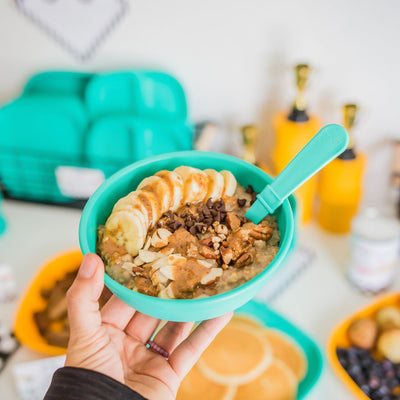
[168,254,186,265]
[166,284,175,299]
[151,256,170,271]
[160,247,175,255]
[151,270,169,285]
[198,259,213,268]
[143,235,152,250]
[151,229,171,248]
[121,262,135,273]
[158,285,175,299]
[201,268,223,285]
[133,256,145,266]
[158,228,172,240]
[151,236,169,248]
[138,249,162,263]
[159,266,176,280]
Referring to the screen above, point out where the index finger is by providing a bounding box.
[168,312,233,378]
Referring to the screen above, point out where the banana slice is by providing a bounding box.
[113,191,151,227]
[105,210,147,256]
[138,176,171,214]
[174,166,208,204]
[220,170,237,197]
[155,170,184,210]
[136,190,161,228]
[204,169,224,201]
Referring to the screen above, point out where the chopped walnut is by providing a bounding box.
[248,223,274,241]
[199,245,220,259]
[220,246,233,265]
[225,228,252,261]
[226,212,241,231]
[186,242,199,257]
[235,253,253,268]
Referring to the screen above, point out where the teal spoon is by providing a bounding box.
[245,124,349,224]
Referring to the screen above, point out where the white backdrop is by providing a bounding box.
[0,0,399,209]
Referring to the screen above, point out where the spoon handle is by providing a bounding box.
[246,124,349,223]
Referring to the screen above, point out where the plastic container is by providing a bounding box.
[327,292,400,400]
[85,116,193,177]
[23,71,93,98]
[348,208,400,293]
[14,249,83,356]
[237,300,323,399]
[0,70,194,205]
[79,151,295,322]
[317,153,366,234]
[85,71,188,121]
[0,192,6,235]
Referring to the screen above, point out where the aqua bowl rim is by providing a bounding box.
[79,151,294,308]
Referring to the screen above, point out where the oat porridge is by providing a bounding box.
[97,167,280,299]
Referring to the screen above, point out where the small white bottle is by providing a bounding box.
[348,208,400,293]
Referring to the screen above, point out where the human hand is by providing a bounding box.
[65,253,232,400]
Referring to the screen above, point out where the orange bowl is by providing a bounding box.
[327,292,400,400]
[14,249,83,356]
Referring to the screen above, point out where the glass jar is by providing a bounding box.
[348,208,400,293]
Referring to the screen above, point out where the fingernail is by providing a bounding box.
[78,255,97,279]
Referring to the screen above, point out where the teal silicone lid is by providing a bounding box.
[79,151,295,322]
[85,71,188,122]
[236,300,323,399]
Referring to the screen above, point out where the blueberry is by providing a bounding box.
[377,385,391,396]
[369,376,381,389]
[360,384,371,395]
[336,347,348,358]
[383,359,394,371]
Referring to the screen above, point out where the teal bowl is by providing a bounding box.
[79,151,295,321]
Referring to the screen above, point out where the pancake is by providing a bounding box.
[234,359,297,400]
[264,329,307,381]
[176,366,236,400]
[197,321,273,385]
[232,315,265,329]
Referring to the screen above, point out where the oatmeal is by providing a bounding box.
[97,167,280,299]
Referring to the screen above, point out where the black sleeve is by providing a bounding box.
[44,367,148,400]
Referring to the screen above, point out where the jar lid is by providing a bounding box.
[352,208,400,241]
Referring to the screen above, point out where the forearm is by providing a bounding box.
[44,367,147,400]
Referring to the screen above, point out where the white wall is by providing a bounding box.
[0,0,399,209]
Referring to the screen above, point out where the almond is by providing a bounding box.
[201,268,223,285]
[159,266,175,281]
[138,250,162,263]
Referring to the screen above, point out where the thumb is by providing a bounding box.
[66,253,104,337]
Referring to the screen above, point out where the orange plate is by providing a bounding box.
[14,249,83,356]
[327,292,400,400]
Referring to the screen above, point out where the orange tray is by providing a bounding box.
[327,292,400,400]
[14,249,83,356]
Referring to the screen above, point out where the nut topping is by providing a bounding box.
[200,268,223,285]
[235,253,253,268]
[199,245,220,259]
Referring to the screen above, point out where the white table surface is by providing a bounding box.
[1,199,398,399]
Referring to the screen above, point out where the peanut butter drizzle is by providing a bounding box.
[138,190,159,223]
[135,276,158,296]
[98,228,127,256]
[169,257,210,298]
[165,228,197,255]
[155,171,175,205]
